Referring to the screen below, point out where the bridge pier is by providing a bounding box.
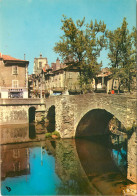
[127,131,137,183]
[55,96,75,138]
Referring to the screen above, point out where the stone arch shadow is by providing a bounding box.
[74,108,126,138]
[29,106,36,123]
[28,106,36,139]
[47,105,56,133]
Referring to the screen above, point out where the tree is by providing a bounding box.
[54,15,106,93]
[106,18,136,93]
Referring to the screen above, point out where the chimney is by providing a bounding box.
[24,54,26,60]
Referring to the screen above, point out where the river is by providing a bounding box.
[0,123,135,195]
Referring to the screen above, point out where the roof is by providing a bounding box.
[97,67,112,77]
[0,52,29,63]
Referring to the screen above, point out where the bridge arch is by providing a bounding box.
[47,105,56,132]
[75,109,114,137]
[74,103,127,137]
[29,106,36,123]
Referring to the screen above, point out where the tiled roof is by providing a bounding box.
[97,71,112,77]
[0,52,28,62]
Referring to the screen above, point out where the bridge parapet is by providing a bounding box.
[0,98,44,105]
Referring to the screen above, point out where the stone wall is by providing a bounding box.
[0,99,45,124]
[0,105,28,124]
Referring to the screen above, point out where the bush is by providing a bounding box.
[45,131,60,139]
[52,131,60,138]
[45,132,52,138]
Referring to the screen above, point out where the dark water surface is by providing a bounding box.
[1,124,133,195]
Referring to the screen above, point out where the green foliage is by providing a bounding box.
[45,132,52,138]
[54,15,107,92]
[52,131,60,138]
[106,18,136,92]
[45,131,60,138]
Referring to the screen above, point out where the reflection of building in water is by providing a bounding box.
[1,146,30,180]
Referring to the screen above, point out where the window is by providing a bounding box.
[12,66,18,75]
[12,80,18,88]
[39,62,42,69]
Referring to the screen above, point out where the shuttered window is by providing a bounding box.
[12,80,18,88]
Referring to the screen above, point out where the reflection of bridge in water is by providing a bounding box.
[45,138,136,195]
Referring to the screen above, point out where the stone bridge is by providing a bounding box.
[0,98,46,124]
[45,93,137,184]
[45,93,136,138]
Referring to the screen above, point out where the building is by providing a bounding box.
[29,57,81,98]
[0,53,29,98]
[33,53,48,74]
[30,54,136,97]
[44,58,81,95]
[94,67,119,93]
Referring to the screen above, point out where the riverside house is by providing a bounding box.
[0,53,29,98]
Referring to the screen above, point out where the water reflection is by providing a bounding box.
[0,123,46,145]
[75,135,129,195]
[1,125,135,195]
[1,145,30,180]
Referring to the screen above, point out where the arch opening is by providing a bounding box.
[47,105,55,133]
[29,107,36,123]
[76,109,114,138]
[75,109,128,185]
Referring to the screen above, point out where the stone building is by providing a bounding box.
[29,57,81,98]
[33,53,48,74]
[45,58,81,95]
[0,53,29,98]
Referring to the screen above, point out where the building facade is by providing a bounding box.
[0,53,29,98]
[29,57,81,98]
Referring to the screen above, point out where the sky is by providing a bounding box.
[0,0,136,74]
